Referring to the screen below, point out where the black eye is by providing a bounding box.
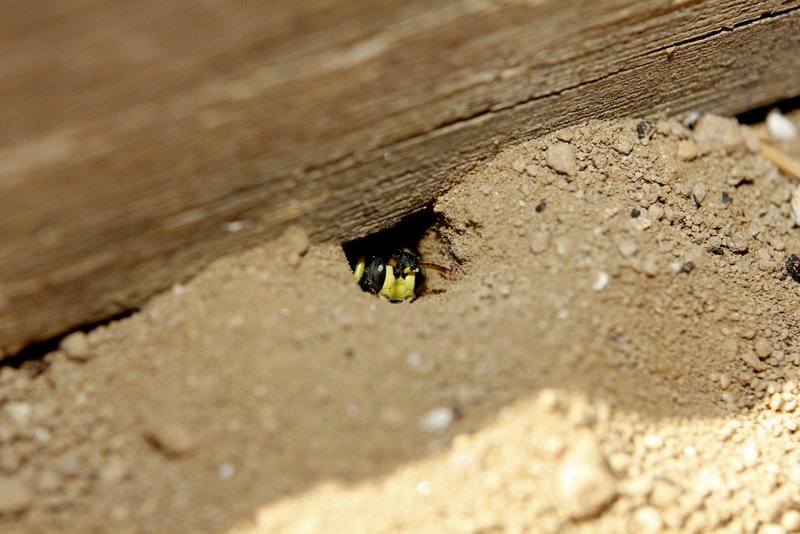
[366,258,387,292]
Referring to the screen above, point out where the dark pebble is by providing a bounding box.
[535,201,547,213]
[707,246,724,256]
[679,261,695,273]
[786,254,800,282]
[630,208,641,218]
[636,121,653,140]
[721,192,732,205]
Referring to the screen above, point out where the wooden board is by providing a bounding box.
[2,0,800,355]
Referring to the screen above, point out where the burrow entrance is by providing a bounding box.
[342,206,459,301]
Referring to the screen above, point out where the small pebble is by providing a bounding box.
[529,232,550,254]
[615,237,638,258]
[754,338,773,360]
[642,433,664,450]
[223,220,250,233]
[144,419,197,457]
[787,255,800,282]
[722,191,732,205]
[419,407,455,434]
[634,506,664,533]
[558,435,617,520]
[719,374,731,390]
[0,477,33,514]
[406,351,423,368]
[767,109,797,141]
[692,183,707,206]
[546,142,578,177]
[647,205,664,221]
[592,272,610,292]
[741,350,768,372]
[512,158,527,173]
[781,509,800,531]
[636,121,653,140]
[60,331,92,361]
[677,140,698,161]
[612,137,633,155]
[693,114,746,155]
[535,201,547,213]
[218,462,236,480]
[727,234,750,254]
[416,480,432,496]
[741,440,760,466]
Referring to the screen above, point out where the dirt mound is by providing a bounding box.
[3,113,800,533]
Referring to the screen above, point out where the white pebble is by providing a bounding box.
[223,220,251,233]
[784,418,798,433]
[643,433,663,450]
[171,283,187,296]
[634,506,664,533]
[770,393,784,411]
[742,440,760,466]
[416,480,431,496]
[592,271,610,292]
[218,462,236,480]
[419,407,455,433]
[781,509,800,531]
[406,351,423,368]
[767,109,797,141]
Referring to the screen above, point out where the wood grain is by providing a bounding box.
[2,0,800,354]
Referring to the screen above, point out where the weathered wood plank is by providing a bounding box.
[1,0,800,354]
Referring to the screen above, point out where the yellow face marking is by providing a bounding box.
[378,265,417,301]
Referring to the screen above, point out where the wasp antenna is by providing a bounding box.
[418,262,452,275]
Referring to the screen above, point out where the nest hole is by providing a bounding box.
[342,206,457,300]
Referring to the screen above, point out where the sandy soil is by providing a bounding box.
[3,112,800,533]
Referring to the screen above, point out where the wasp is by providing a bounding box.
[353,249,451,301]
